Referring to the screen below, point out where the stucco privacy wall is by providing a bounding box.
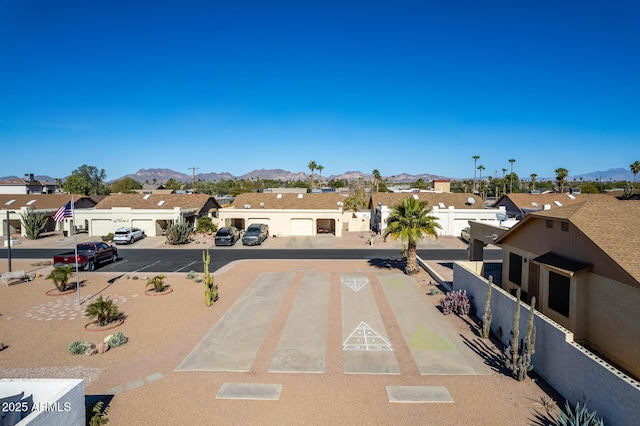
[453,262,640,426]
[0,378,85,425]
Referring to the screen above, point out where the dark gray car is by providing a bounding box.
[242,223,269,245]
[215,226,240,246]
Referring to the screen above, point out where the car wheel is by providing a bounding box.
[128,237,133,244]
[86,260,95,271]
[112,253,118,263]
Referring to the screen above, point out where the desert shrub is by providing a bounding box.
[186,271,197,280]
[104,332,128,347]
[195,216,216,234]
[69,340,94,355]
[87,400,109,426]
[85,296,120,326]
[194,276,204,283]
[146,274,166,292]
[439,290,470,315]
[556,401,604,426]
[102,233,114,242]
[20,210,48,239]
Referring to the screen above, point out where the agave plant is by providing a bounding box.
[85,295,120,327]
[46,265,74,292]
[556,401,604,426]
[146,274,166,292]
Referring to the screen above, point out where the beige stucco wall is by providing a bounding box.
[72,208,199,237]
[218,208,343,237]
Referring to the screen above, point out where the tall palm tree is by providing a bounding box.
[307,160,317,190]
[383,197,441,275]
[477,164,485,187]
[630,161,640,194]
[508,158,516,193]
[316,164,324,187]
[501,168,508,196]
[530,173,537,192]
[372,169,382,193]
[555,168,569,194]
[472,155,480,193]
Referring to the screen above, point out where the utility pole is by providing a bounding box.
[189,167,199,193]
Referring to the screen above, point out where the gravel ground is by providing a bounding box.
[0,256,562,425]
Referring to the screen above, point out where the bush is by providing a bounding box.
[104,332,128,347]
[195,216,216,234]
[102,233,114,242]
[46,265,74,292]
[146,274,166,292]
[186,271,197,280]
[85,296,120,326]
[439,290,470,315]
[556,401,604,426]
[69,340,94,355]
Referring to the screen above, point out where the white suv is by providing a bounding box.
[113,227,145,245]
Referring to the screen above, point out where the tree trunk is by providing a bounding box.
[406,241,418,274]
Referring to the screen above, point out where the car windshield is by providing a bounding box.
[246,228,260,234]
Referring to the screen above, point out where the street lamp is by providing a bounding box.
[6,210,15,272]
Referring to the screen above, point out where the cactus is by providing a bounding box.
[202,250,218,306]
[104,332,128,347]
[165,222,192,245]
[20,210,48,240]
[503,289,537,381]
[439,290,470,315]
[481,276,493,339]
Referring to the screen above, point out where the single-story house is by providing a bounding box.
[0,174,57,195]
[219,192,348,237]
[369,192,504,237]
[492,193,614,219]
[495,198,640,380]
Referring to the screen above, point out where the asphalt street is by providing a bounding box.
[1,248,501,274]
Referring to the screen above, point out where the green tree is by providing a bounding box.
[344,189,367,212]
[316,165,324,187]
[110,177,142,193]
[308,160,317,190]
[472,155,480,193]
[530,173,537,192]
[63,174,92,195]
[555,168,569,194]
[412,178,428,190]
[46,265,74,292]
[508,158,516,193]
[85,295,120,326]
[372,169,382,193]
[383,197,441,275]
[581,182,600,193]
[164,178,183,191]
[630,161,640,194]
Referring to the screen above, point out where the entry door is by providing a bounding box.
[528,263,540,306]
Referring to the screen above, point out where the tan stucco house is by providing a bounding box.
[0,174,57,195]
[495,199,640,380]
[492,193,614,219]
[219,192,347,237]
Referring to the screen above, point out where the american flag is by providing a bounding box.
[53,201,73,222]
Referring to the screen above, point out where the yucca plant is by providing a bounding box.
[146,274,166,292]
[556,401,604,426]
[85,296,120,327]
[46,265,74,292]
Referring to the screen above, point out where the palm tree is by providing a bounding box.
[146,274,167,292]
[472,155,480,193]
[372,169,382,193]
[85,295,120,326]
[555,168,569,194]
[316,165,324,187]
[382,197,442,275]
[508,159,516,193]
[477,165,485,187]
[308,160,317,190]
[46,265,74,292]
[530,173,537,192]
[630,161,640,194]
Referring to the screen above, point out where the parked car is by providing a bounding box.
[113,227,145,245]
[215,226,240,246]
[53,242,118,271]
[460,227,470,243]
[242,223,269,245]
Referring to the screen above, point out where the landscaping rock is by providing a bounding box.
[96,342,110,354]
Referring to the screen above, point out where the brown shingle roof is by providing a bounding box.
[95,193,220,211]
[500,199,640,283]
[0,194,87,210]
[494,193,613,212]
[369,192,484,209]
[230,193,347,210]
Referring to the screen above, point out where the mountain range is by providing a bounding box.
[1,167,635,185]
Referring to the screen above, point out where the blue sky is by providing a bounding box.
[1,0,639,181]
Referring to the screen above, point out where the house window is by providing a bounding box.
[546,220,553,229]
[561,222,569,232]
[509,253,523,286]
[548,271,570,317]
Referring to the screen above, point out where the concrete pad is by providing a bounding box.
[216,383,283,400]
[269,273,330,373]
[105,385,125,395]
[378,274,490,375]
[386,386,454,403]
[176,272,294,372]
[341,274,399,375]
[126,380,144,390]
[146,372,164,383]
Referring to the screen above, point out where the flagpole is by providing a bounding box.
[71,196,81,305]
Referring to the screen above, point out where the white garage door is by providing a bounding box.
[132,220,155,236]
[290,218,313,236]
[91,219,114,236]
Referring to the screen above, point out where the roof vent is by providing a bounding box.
[467,197,475,205]
[143,194,151,200]
[566,194,576,200]
[5,200,15,205]
[297,194,303,198]
[260,202,265,208]
[276,194,282,199]
[532,202,538,207]
[26,199,37,205]
[542,204,551,210]
[412,194,419,200]
[438,202,446,208]
[244,204,251,209]
[157,200,166,206]
[553,201,562,207]
[337,201,343,208]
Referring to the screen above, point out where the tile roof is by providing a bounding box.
[230,193,347,210]
[0,194,86,210]
[369,192,484,209]
[95,193,220,211]
[501,199,640,283]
